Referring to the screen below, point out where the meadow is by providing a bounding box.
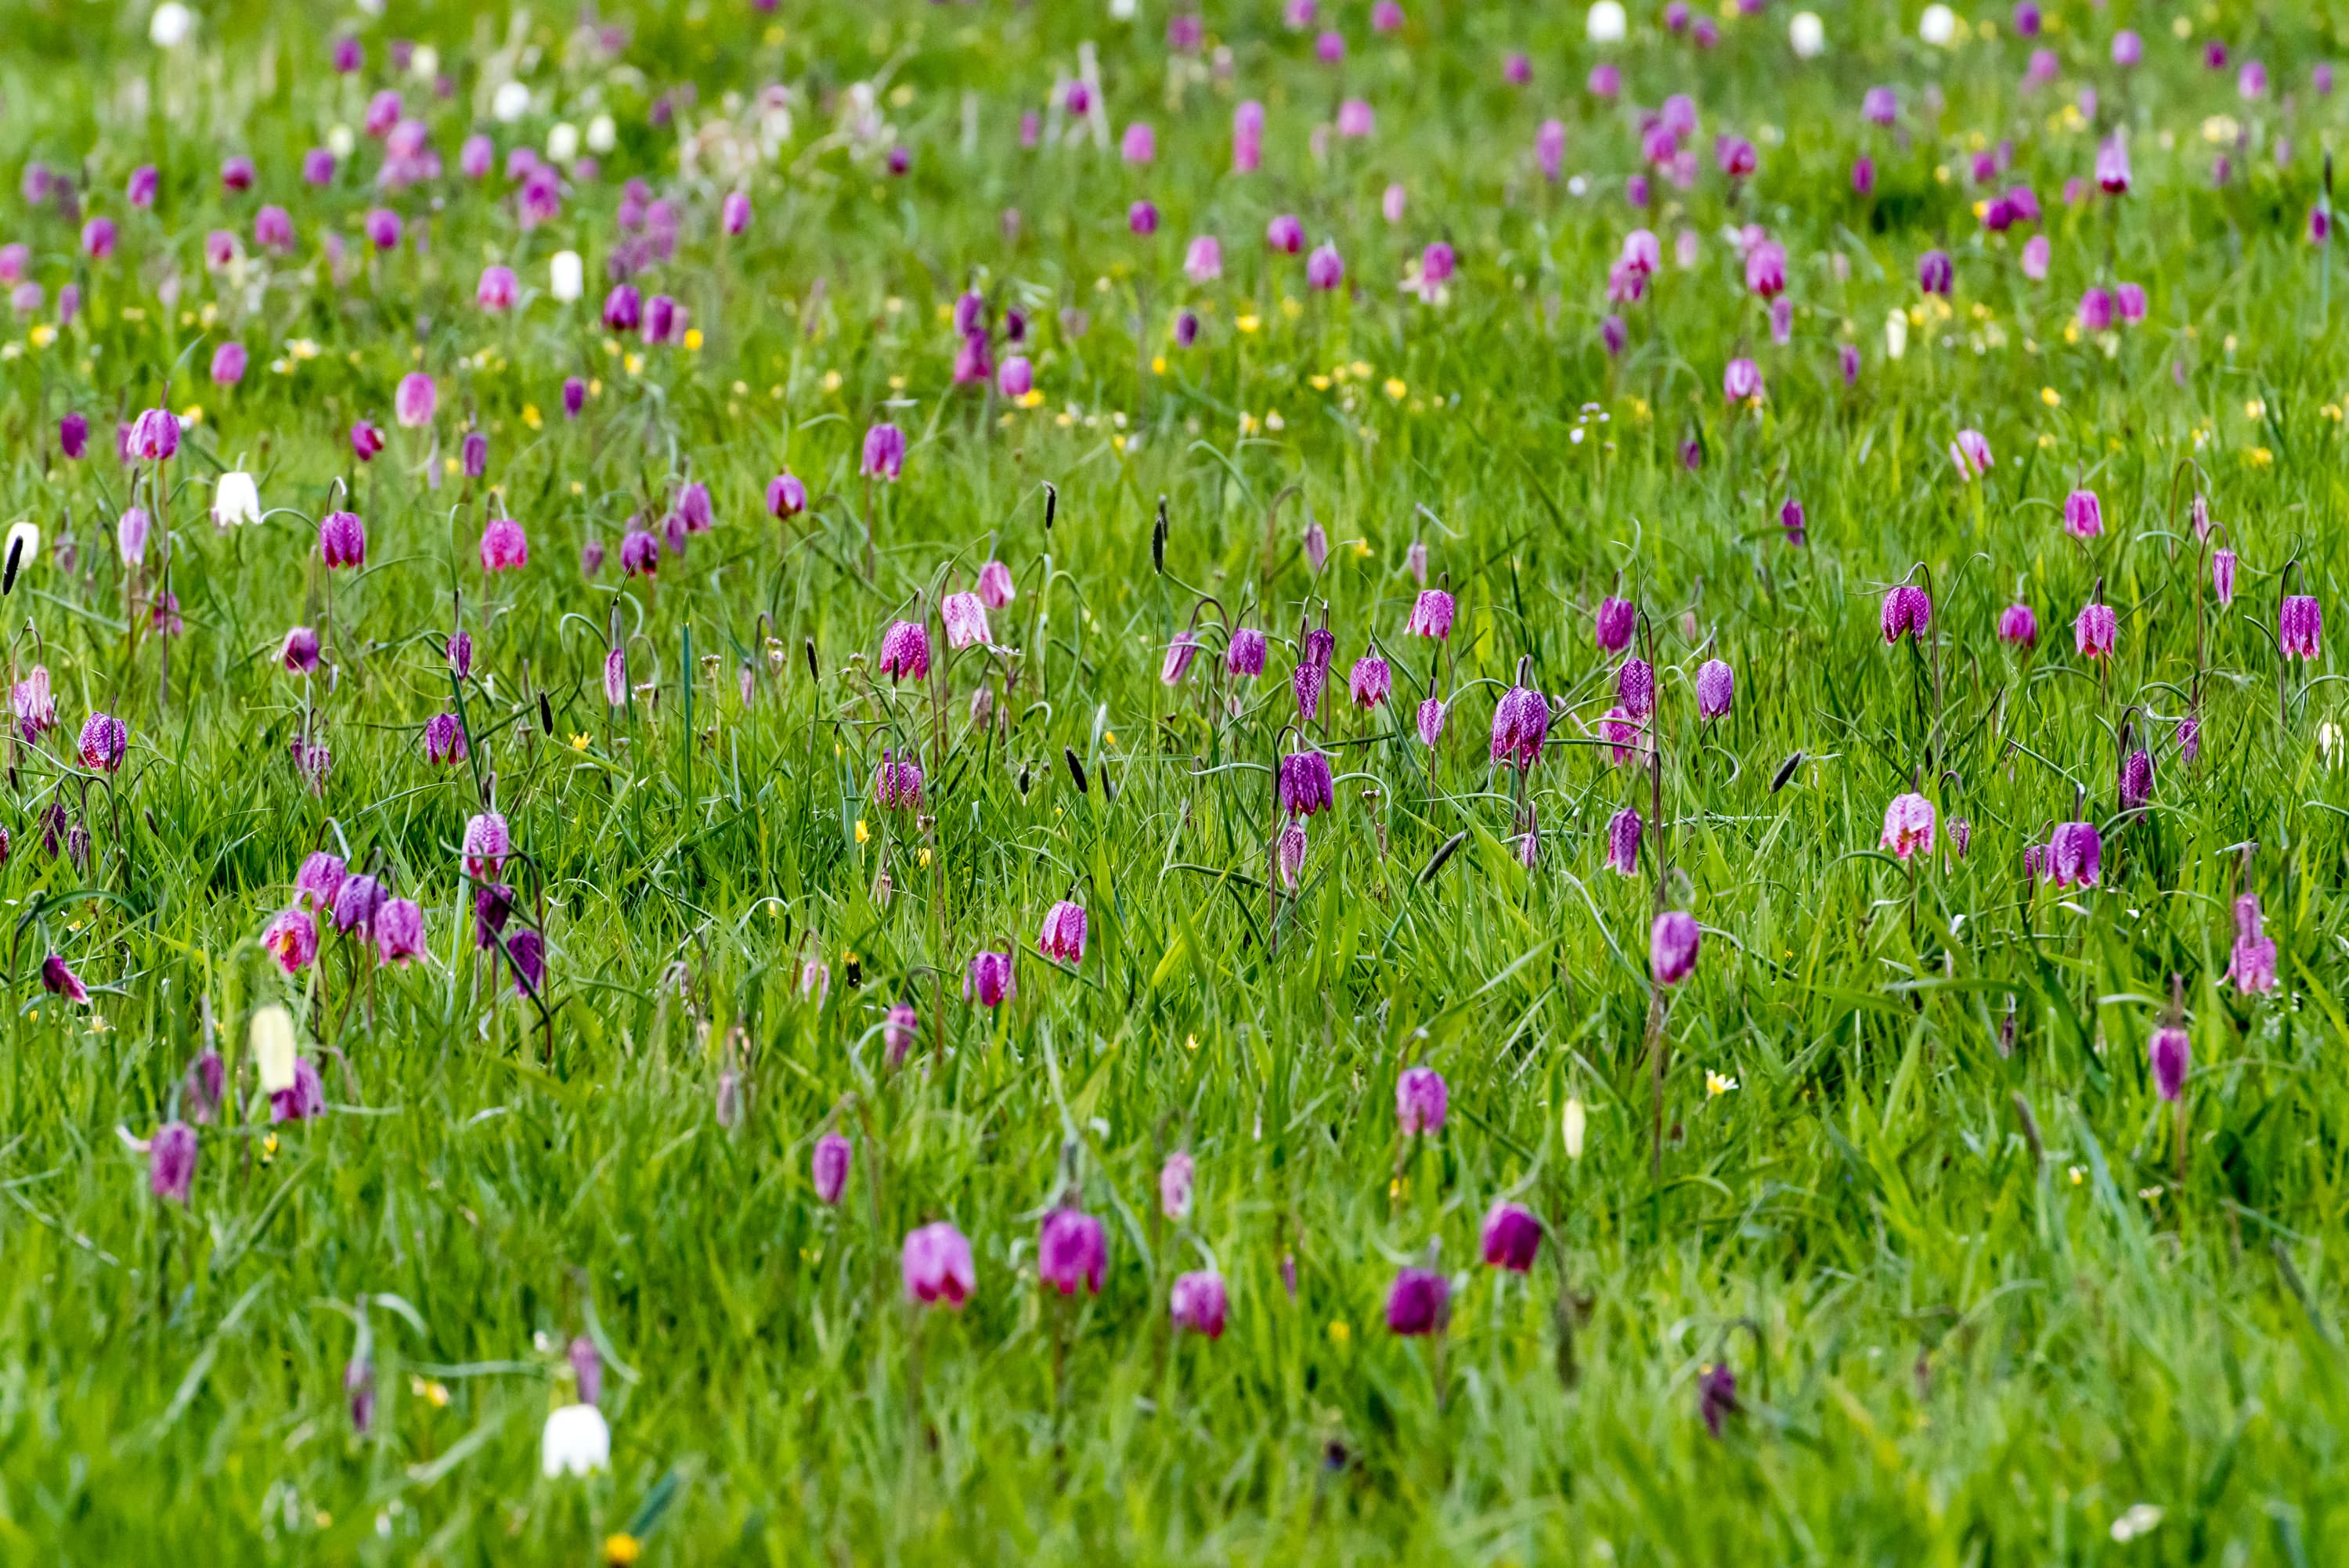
[2,0,2348,1561]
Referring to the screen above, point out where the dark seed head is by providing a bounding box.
[1770,751,1805,792]
[1064,747,1088,795]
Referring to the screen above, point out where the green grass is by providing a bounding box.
[5,0,2349,1562]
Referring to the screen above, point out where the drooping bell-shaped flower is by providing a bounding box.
[1997,603,2039,647]
[2062,488,2103,539]
[811,1131,853,1204]
[878,619,931,682]
[1160,1152,1194,1220]
[1881,585,1931,643]
[375,899,425,964]
[1615,658,1655,720]
[1695,658,1734,720]
[1348,653,1391,708]
[319,510,366,568]
[1481,1201,1542,1272]
[1170,1271,1228,1337]
[78,712,128,772]
[2281,594,2324,659]
[1407,589,1455,640]
[1881,792,1936,860]
[2118,748,2153,810]
[2047,820,2102,887]
[1385,1268,1449,1336]
[2227,894,2278,993]
[1039,1207,1109,1295]
[263,907,319,974]
[940,592,990,651]
[41,953,88,1003]
[1651,910,1701,985]
[1416,696,1446,747]
[1278,749,1336,817]
[1037,899,1088,963]
[1396,1065,1448,1134]
[2149,1024,2189,1101]
[861,423,906,481]
[1948,429,1994,480]
[1489,686,1550,768]
[965,950,1016,1007]
[2074,600,2117,659]
[1606,807,1642,876]
[150,1122,197,1202]
[902,1221,976,1307]
[463,811,511,878]
[873,748,923,809]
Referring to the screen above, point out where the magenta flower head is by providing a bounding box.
[395,372,437,428]
[1615,658,1656,720]
[601,285,642,333]
[375,898,425,964]
[1699,1362,1738,1436]
[1882,584,1931,643]
[722,191,752,234]
[1037,899,1088,963]
[1998,602,2040,647]
[1723,358,1763,404]
[1170,1271,1227,1338]
[767,472,808,518]
[1039,1207,1109,1295]
[296,852,348,910]
[479,517,527,571]
[1349,653,1391,708]
[2228,894,2279,993]
[2074,599,2117,659]
[81,216,118,261]
[477,265,518,311]
[873,748,924,810]
[1481,1201,1542,1272]
[424,712,466,764]
[1695,658,1734,721]
[1407,589,1455,639]
[281,625,321,672]
[878,619,931,682]
[78,712,128,773]
[2062,488,2103,539]
[270,1057,325,1123]
[1918,249,1954,295]
[363,208,402,251]
[128,164,158,207]
[458,135,492,179]
[941,592,990,651]
[1603,808,1643,878]
[811,1131,853,1204]
[1881,792,1936,860]
[463,810,511,879]
[1386,1268,1449,1336]
[319,510,366,568]
[2048,820,2102,887]
[619,530,659,577]
[2112,28,2142,66]
[2077,287,2115,333]
[977,559,1016,609]
[1161,633,1200,687]
[1266,214,1304,254]
[2149,1023,2190,1101]
[966,950,1016,1008]
[264,907,319,973]
[1949,430,1994,481]
[350,421,385,462]
[129,407,181,463]
[2115,282,2146,323]
[1416,696,1446,746]
[1128,200,1160,237]
[254,205,294,253]
[60,413,88,460]
[2119,748,2153,811]
[2281,594,2324,659]
[1232,100,1265,172]
[883,1003,919,1067]
[1160,1151,1195,1220]
[902,1221,976,1307]
[1396,1065,1448,1135]
[861,422,906,481]
[149,1122,198,1202]
[1596,596,1636,651]
[1744,239,1786,299]
[330,873,384,936]
[2096,136,2131,194]
[1277,749,1336,817]
[1227,626,1268,677]
[1651,910,1701,986]
[1121,121,1157,164]
[40,953,89,1004]
[1490,685,1551,769]
[563,377,587,418]
[1306,243,1345,290]
[996,355,1034,400]
[302,148,336,186]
